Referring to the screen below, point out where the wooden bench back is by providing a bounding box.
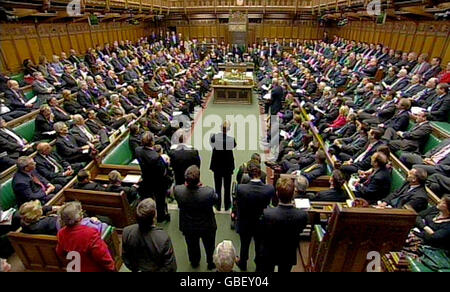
[63,189,136,228]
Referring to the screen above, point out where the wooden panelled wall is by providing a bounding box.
[329,21,450,66]
[173,20,324,45]
[0,23,152,73]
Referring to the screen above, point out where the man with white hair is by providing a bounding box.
[213,241,237,272]
[388,68,410,92]
[12,156,59,207]
[71,114,109,150]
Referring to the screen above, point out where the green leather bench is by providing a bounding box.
[13,119,36,142]
[24,91,35,101]
[10,73,25,84]
[431,121,450,136]
[0,177,17,210]
[390,168,406,194]
[103,137,134,165]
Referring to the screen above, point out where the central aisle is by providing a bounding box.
[164,93,266,272]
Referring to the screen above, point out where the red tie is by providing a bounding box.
[31,174,46,192]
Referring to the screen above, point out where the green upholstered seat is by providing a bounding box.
[0,178,17,210]
[390,168,405,194]
[103,137,133,165]
[24,91,35,100]
[423,135,442,154]
[10,73,25,84]
[431,121,450,136]
[13,119,35,142]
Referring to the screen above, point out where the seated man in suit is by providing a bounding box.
[235,162,275,271]
[400,138,450,176]
[354,152,392,205]
[382,110,432,153]
[54,122,94,163]
[86,110,113,136]
[12,156,60,207]
[340,128,385,177]
[48,97,73,124]
[35,105,57,141]
[4,80,36,112]
[0,117,34,160]
[378,98,412,133]
[106,170,138,203]
[259,177,308,272]
[32,72,57,103]
[73,169,107,191]
[35,142,83,187]
[71,114,109,151]
[310,170,348,202]
[378,167,429,213]
[293,150,328,184]
[1,97,29,122]
[426,83,450,122]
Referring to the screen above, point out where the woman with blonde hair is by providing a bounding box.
[19,200,60,235]
[321,105,350,134]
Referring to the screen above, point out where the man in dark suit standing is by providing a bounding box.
[210,121,237,211]
[169,136,201,186]
[136,132,171,223]
[174,166,218,270]
[235,162,275,271]
[259,177,308,272]
[270,79,284,116]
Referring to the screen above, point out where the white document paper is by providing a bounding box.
[295,199,311,210]
[123,174,141,184]
[26,96,37,105]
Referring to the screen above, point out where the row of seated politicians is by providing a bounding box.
[254,36,450,251]
[0,36,222,270]
[0,35,218,172]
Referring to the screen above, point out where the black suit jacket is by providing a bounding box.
[270,85,284,115]
[73,181,106,192]
[135,146,169,195]
[399,122,433,152]
[55,135,84,159]
[174,185,218,234]
[355,167,392,204]
[429,94,450,122]
[312,188,348,202]
[260,205,308,266]
[0,128,24,157]
[4,89,32,112]
[77,90,96,109]
[12,170,50,207]
[35,153,70,180]
[385,110,411,132]
[210,133,236,175]
[236,181,275,235]
[35,114,55,141]
[383,182,428,213]
[169,145,201,185]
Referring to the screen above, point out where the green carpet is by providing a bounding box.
[166,93,264,272]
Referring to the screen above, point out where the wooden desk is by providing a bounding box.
[212,84,254,105]
[218,63,254,72]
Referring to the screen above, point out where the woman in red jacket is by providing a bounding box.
[438,62,450,84]
[56,202,116,272]
[321,105,350,133]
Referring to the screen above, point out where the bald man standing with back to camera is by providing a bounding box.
[210,121,237,211]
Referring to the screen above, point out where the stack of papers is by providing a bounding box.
[123,174,141,184]
[0,208,16,226]
[26,96,37,105]
[295,199,311,210]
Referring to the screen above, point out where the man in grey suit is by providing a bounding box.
[383,111,432,153]
[400,138,450,176]
[32,72,57,103]
[174,166,218,270]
